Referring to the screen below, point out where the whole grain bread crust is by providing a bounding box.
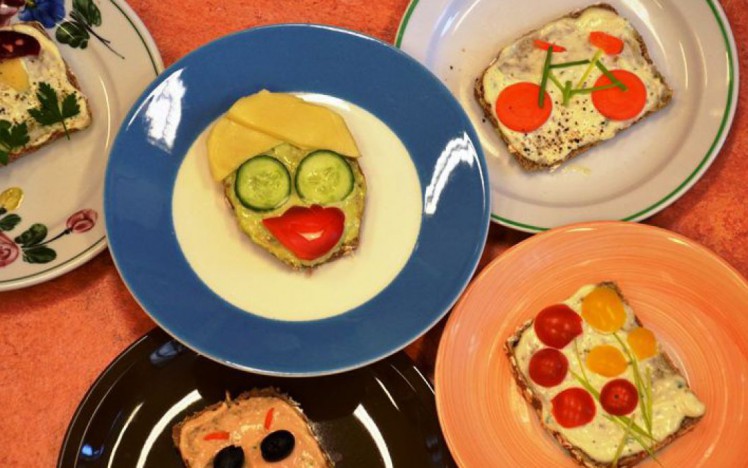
[475,4,672,171]
[172,388,333,468]
[4,21,92,165]
[504,282,703,467]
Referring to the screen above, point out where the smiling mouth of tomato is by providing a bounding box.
[261,205,345,261]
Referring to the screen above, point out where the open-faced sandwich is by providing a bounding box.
[207,90,365,269]
[173,388,333,467]
[505,282,705,467]
[476,4,671,170]
[0,22,91,166]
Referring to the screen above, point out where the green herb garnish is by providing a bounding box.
[0,120,30,166]
[612,416,635,467]
[562,80,574,106]
[538,46,554,107]
[28,82,81,140]
[595,60,628,91]
[614,333,653,436]
[576,49,603,88]
[548,73,565,93]
[570,83,620,95]
[550,59,591,69]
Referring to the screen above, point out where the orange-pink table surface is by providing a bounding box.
[1,1,746,466]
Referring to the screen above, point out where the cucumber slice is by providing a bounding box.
[295,150,354,204]
[234,155,291,211]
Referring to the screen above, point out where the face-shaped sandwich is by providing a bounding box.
[207,90,365,269]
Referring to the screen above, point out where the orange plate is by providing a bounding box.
[436,222,748,467]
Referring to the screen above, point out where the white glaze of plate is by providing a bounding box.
[0,0,162,290]
[172,94,423,321]
[397,0,738,232]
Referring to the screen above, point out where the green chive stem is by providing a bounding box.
[548,73,565,93]
[595,60,628,91]
[550,59,591,69]
[576,49,603,88]
[538,47,554,107]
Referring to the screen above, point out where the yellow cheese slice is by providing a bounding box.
[226,90,360,158]
[207,117,282,181]
[0,58,30,92]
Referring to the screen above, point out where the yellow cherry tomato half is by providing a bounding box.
[586,345,628,377]
[581,287,627,333]
[627,327,657,360]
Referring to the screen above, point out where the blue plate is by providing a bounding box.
[105,24,490,376]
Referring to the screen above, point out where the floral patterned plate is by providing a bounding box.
[0,0,162,290]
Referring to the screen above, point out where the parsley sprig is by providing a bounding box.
[28,82,81,140]
[0,120,30,166]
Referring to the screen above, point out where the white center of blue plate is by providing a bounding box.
[172,94,422,321]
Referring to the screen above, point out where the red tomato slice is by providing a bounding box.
[589,31,624,55]
[495,82,552,133]
[591,69,647,121]
[533,304,583,349]
[262,205,344,261]
[534,39,566,52]
[551,387,596,428]
[529,348,568,387]
[600,379,639,416]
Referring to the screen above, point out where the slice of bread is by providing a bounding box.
[475,4,671,171]
[173,388,333,467]
[1,22,92,165]
[504,282,704,467]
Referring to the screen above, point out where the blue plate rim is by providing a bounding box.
[104,23,491,376]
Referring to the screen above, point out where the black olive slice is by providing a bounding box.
[0,31,41,60]
[213,445,244,468]
[261,429,296,462]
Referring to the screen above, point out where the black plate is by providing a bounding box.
[58,328,454,467]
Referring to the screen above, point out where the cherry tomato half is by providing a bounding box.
[551,387,596,428]
[262,205,344,261]
[534,304,583,348]
[600,379,639,416]
[529,348,569,387]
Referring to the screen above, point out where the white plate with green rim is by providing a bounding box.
[0,0,162,290]
[396,0,738,232]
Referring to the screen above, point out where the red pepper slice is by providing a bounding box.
[589,31,624,55]
[264,407,275,430]
[534,39,566,52]
[203,431,230,441]
[262,205,345,261]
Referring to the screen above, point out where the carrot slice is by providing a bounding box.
[495,82,552,133]
[534,39,566,52]
[591,70,646,120]
[589,31,624,55]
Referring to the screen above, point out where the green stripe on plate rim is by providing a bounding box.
[395,0,737,233]
[0,0,162,285]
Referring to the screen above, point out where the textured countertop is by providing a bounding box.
[0,0,746,466]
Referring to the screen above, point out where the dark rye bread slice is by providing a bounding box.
[3,21,92,165]
[172,388,333,468]
[504,282,704,468]
[474,4,672,171]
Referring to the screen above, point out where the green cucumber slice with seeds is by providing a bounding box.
[295,150,354,204]
[234,155,291,211]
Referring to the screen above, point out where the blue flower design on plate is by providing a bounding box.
[19,0,65,28]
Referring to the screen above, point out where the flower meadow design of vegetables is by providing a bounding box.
[0,187,97,267]
[0,0,122,58]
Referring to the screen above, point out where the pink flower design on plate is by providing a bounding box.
[66,209,97,233]
[0,231,19,267]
